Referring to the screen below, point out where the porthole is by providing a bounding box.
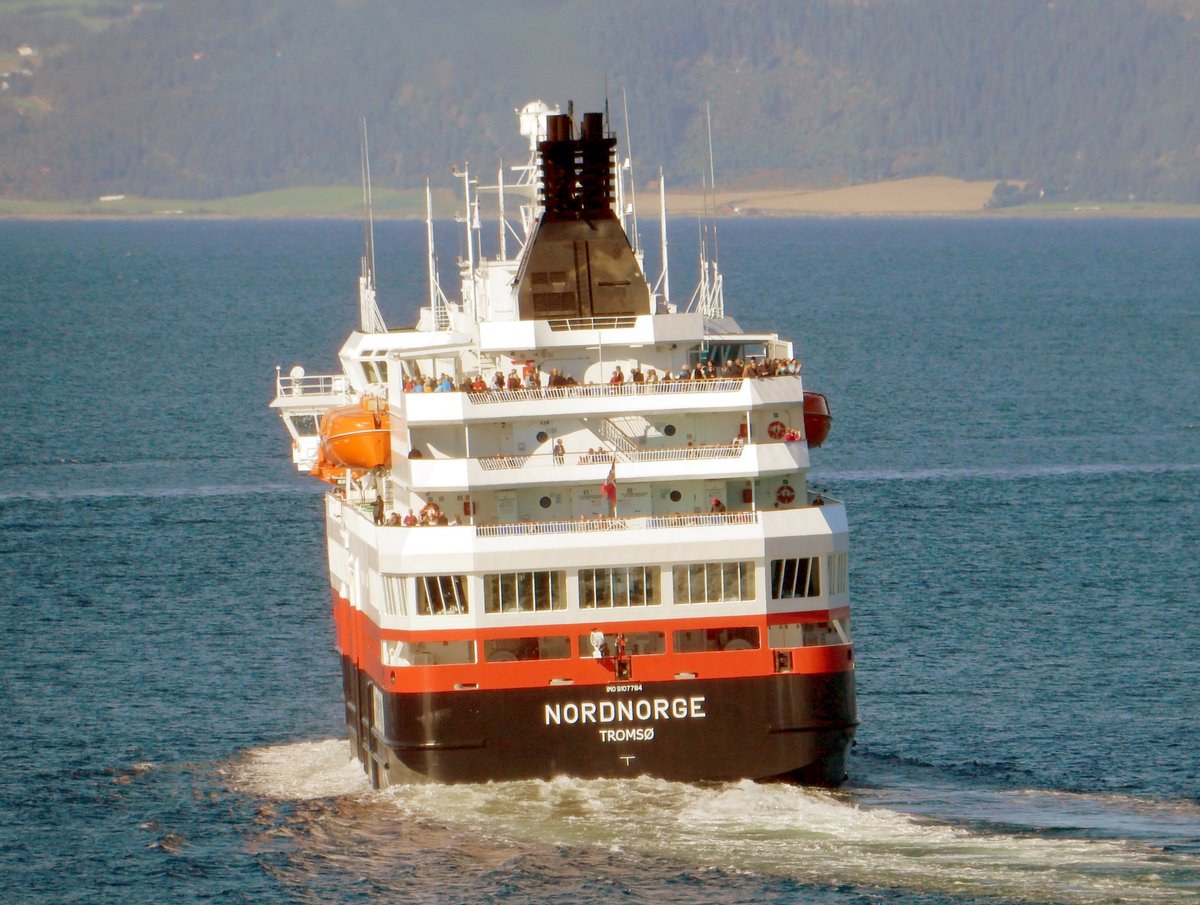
[664,424,677,437]
[536,430,549,443]
[539,496,552,509]
[669,490,682,503]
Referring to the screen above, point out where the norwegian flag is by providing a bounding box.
[600,461,617,514]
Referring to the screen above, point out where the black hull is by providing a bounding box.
[342,656,857,787]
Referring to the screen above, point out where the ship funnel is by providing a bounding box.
[514,107,650,320]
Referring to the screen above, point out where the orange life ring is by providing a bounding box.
[776,484,796,505]
[768,420,786,439]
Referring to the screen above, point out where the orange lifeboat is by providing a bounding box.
[803,392,832,448]
[313,398,391,477]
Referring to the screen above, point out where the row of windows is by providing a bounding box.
[380,619,850,667]
[384,555,846,618]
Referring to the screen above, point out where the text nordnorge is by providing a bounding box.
[544,694,708,732]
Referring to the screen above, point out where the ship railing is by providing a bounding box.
[276,372,350,398]
[474,510,757,538]
[476,443,744,471]
[547,315,638,331]
[465,378,744,405]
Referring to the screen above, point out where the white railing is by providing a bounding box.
[276,372,350,398]
[474,510,758,538]
[465,378,744,405]
[475,444,745,471]
[547,315,638,331]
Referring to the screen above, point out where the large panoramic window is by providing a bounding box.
[770,557,821,599]
[672,561,754,604]
[382,575,408,616]
[673,626,760,653]
[415,575,468,615]
[484,635,571,662]
[382,639,475,666]
[767,619,850,649]
[827,552,848,595]
[484,570,566,613]
[578,565,660,608]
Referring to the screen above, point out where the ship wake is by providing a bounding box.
[229,739,1199,904]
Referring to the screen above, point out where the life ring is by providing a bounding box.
[776,484,796,505]
[768,420,786,439]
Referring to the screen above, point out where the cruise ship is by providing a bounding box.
[271,101,857,787]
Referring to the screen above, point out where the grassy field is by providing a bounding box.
[4,181,1199,221]
[0,186,439,219]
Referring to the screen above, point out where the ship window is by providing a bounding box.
[767,620,849,648]
[673,626,760,653]
[672,561,755,604]
[484,570,567,613]
[578,566,660,608]
[576,630,666,658]
[669,490,682,503]
[382,639,475,666]
[415,575,469,615]
[289,414,319,437]
[770,557,821,598]
[382,575,408,616]
[827,552,849,595]
[484,635,571,662]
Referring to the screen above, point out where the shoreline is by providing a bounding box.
[3,177,1199,220]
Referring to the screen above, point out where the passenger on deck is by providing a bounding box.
[470,375,488,392]
[507,370,522,391]
[646,368,659,384]
[630,366,644,384]
[610,366,624,385]
[402,509,418,527]
[711,497,726,513]
[493,371,506,390]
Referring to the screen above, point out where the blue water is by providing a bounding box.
[1,217,1197,904]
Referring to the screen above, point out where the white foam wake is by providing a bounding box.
[231,738,370,800]
[230,740,1200,904]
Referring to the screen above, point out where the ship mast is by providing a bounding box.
[358,118,387,333]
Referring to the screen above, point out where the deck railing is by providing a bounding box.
[476,444,745,471]
[464,378,745,405]
[275,372,350,398]
[474,510,758,538]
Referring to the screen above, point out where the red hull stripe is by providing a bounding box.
[331,591,854,695]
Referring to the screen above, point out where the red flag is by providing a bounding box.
[600,461,617,512]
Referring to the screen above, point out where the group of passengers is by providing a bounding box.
[400,356,801,395]
[382,500,459,527]
[607,357,802,385]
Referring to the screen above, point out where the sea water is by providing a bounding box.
[0,217,1197,904]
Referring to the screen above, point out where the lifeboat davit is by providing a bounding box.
[803,392,832,448]
[316,399,391,472]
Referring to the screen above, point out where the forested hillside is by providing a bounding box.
[2,0,1199,204]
